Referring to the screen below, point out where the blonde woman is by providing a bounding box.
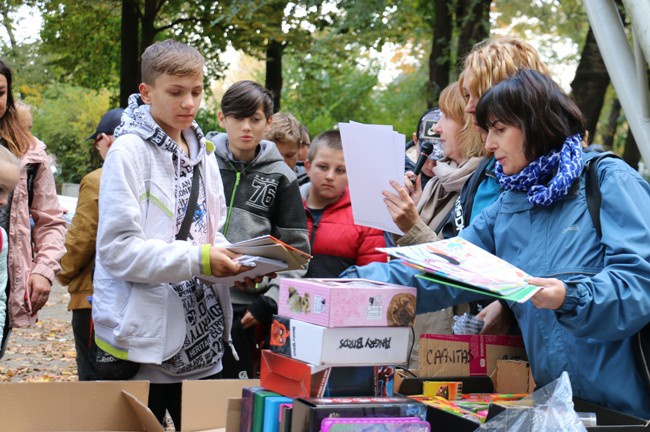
[384,82,485,245]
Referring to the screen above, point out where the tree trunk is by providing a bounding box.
[623,127,641,170]
[120,0,140,107]
[456,0,490,69]
[601,97,620,151]
[570,28,610,144]
[265,39,284,113]
[141,0,158,55]
[427,0,452,108]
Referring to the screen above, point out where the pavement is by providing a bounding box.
[0,280,78,381]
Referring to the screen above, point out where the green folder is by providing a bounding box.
[252,389,281,432]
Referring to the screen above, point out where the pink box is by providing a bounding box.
[278,278,416,327]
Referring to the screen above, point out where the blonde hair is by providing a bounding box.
[15,101,33,131]
[459,37,550,100]
[141,39,204,85]
[266,112,306,149]
[438,82,484,159]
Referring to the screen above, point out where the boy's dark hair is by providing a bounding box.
[221,80,274,119]
[308,130,342,162]
[476,68,585,161]
[141,39,204,85]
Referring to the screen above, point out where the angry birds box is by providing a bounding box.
[269,315,410,366]
[278,278,417,328]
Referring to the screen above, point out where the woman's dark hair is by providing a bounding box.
[0,60,15,109]
[220,80,274,119]
[1,59,33,156]
[475,68,585,161]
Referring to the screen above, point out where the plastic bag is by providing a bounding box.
[478,371,587,432]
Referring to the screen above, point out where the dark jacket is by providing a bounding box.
[210,132,310,324]
[301,184,387,278]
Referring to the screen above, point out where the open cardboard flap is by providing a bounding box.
[180,379,259,432]
[0,380,155,431]
[122,390,165,432]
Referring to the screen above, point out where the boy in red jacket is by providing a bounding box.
[301,130,387,278]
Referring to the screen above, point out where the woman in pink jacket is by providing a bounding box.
[0,60,66,355]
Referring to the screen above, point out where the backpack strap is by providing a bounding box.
[26,163,38,209]
[175,165,201,241]
[584,152,621,238]
[584,151,650,390]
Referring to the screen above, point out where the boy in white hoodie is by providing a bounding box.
[93,40,262,430]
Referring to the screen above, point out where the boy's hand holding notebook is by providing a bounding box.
[202,235,311,287]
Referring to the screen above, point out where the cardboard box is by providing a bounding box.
[181,379,259,432]
[269,315,410,365]
[260,350,395,398]
[291,396,427,432]
[0,378,259,432]
[0,381,160,432]
[418,334,527,377]
[278,278,416,327]
[490,359,535,394]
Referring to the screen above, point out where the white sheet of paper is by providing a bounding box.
[339,122,405,234]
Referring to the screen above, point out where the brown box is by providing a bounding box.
[418,334,527,377]
[0,378,259,431]
[490,359,535,394]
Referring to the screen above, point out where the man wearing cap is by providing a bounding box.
[56,108,123,380]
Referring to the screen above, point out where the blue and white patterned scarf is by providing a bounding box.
[496,134,584,206]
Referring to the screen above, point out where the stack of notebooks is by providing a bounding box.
[200,235,311,286]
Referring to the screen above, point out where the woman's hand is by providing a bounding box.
[383,180,421,234]
[403,171,424,204]
[27,274,51,316]
[527,277,567,310]
[477,300,513,335]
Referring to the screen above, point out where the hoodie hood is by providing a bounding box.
[116,94,208,174]
[208,131,284,169]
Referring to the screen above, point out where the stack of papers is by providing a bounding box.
[379,237,541,303]
[339,121,406,234]
[201,235,311,287]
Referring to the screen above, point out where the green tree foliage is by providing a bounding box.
[39,1,122,93]
[367,66,430,137]
[281,37,380,137]
[31,84,112,183]
[492,0,588,70]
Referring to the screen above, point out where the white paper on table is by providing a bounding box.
[339,121,405,234]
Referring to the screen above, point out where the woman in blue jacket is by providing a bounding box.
[344,69,650,418]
